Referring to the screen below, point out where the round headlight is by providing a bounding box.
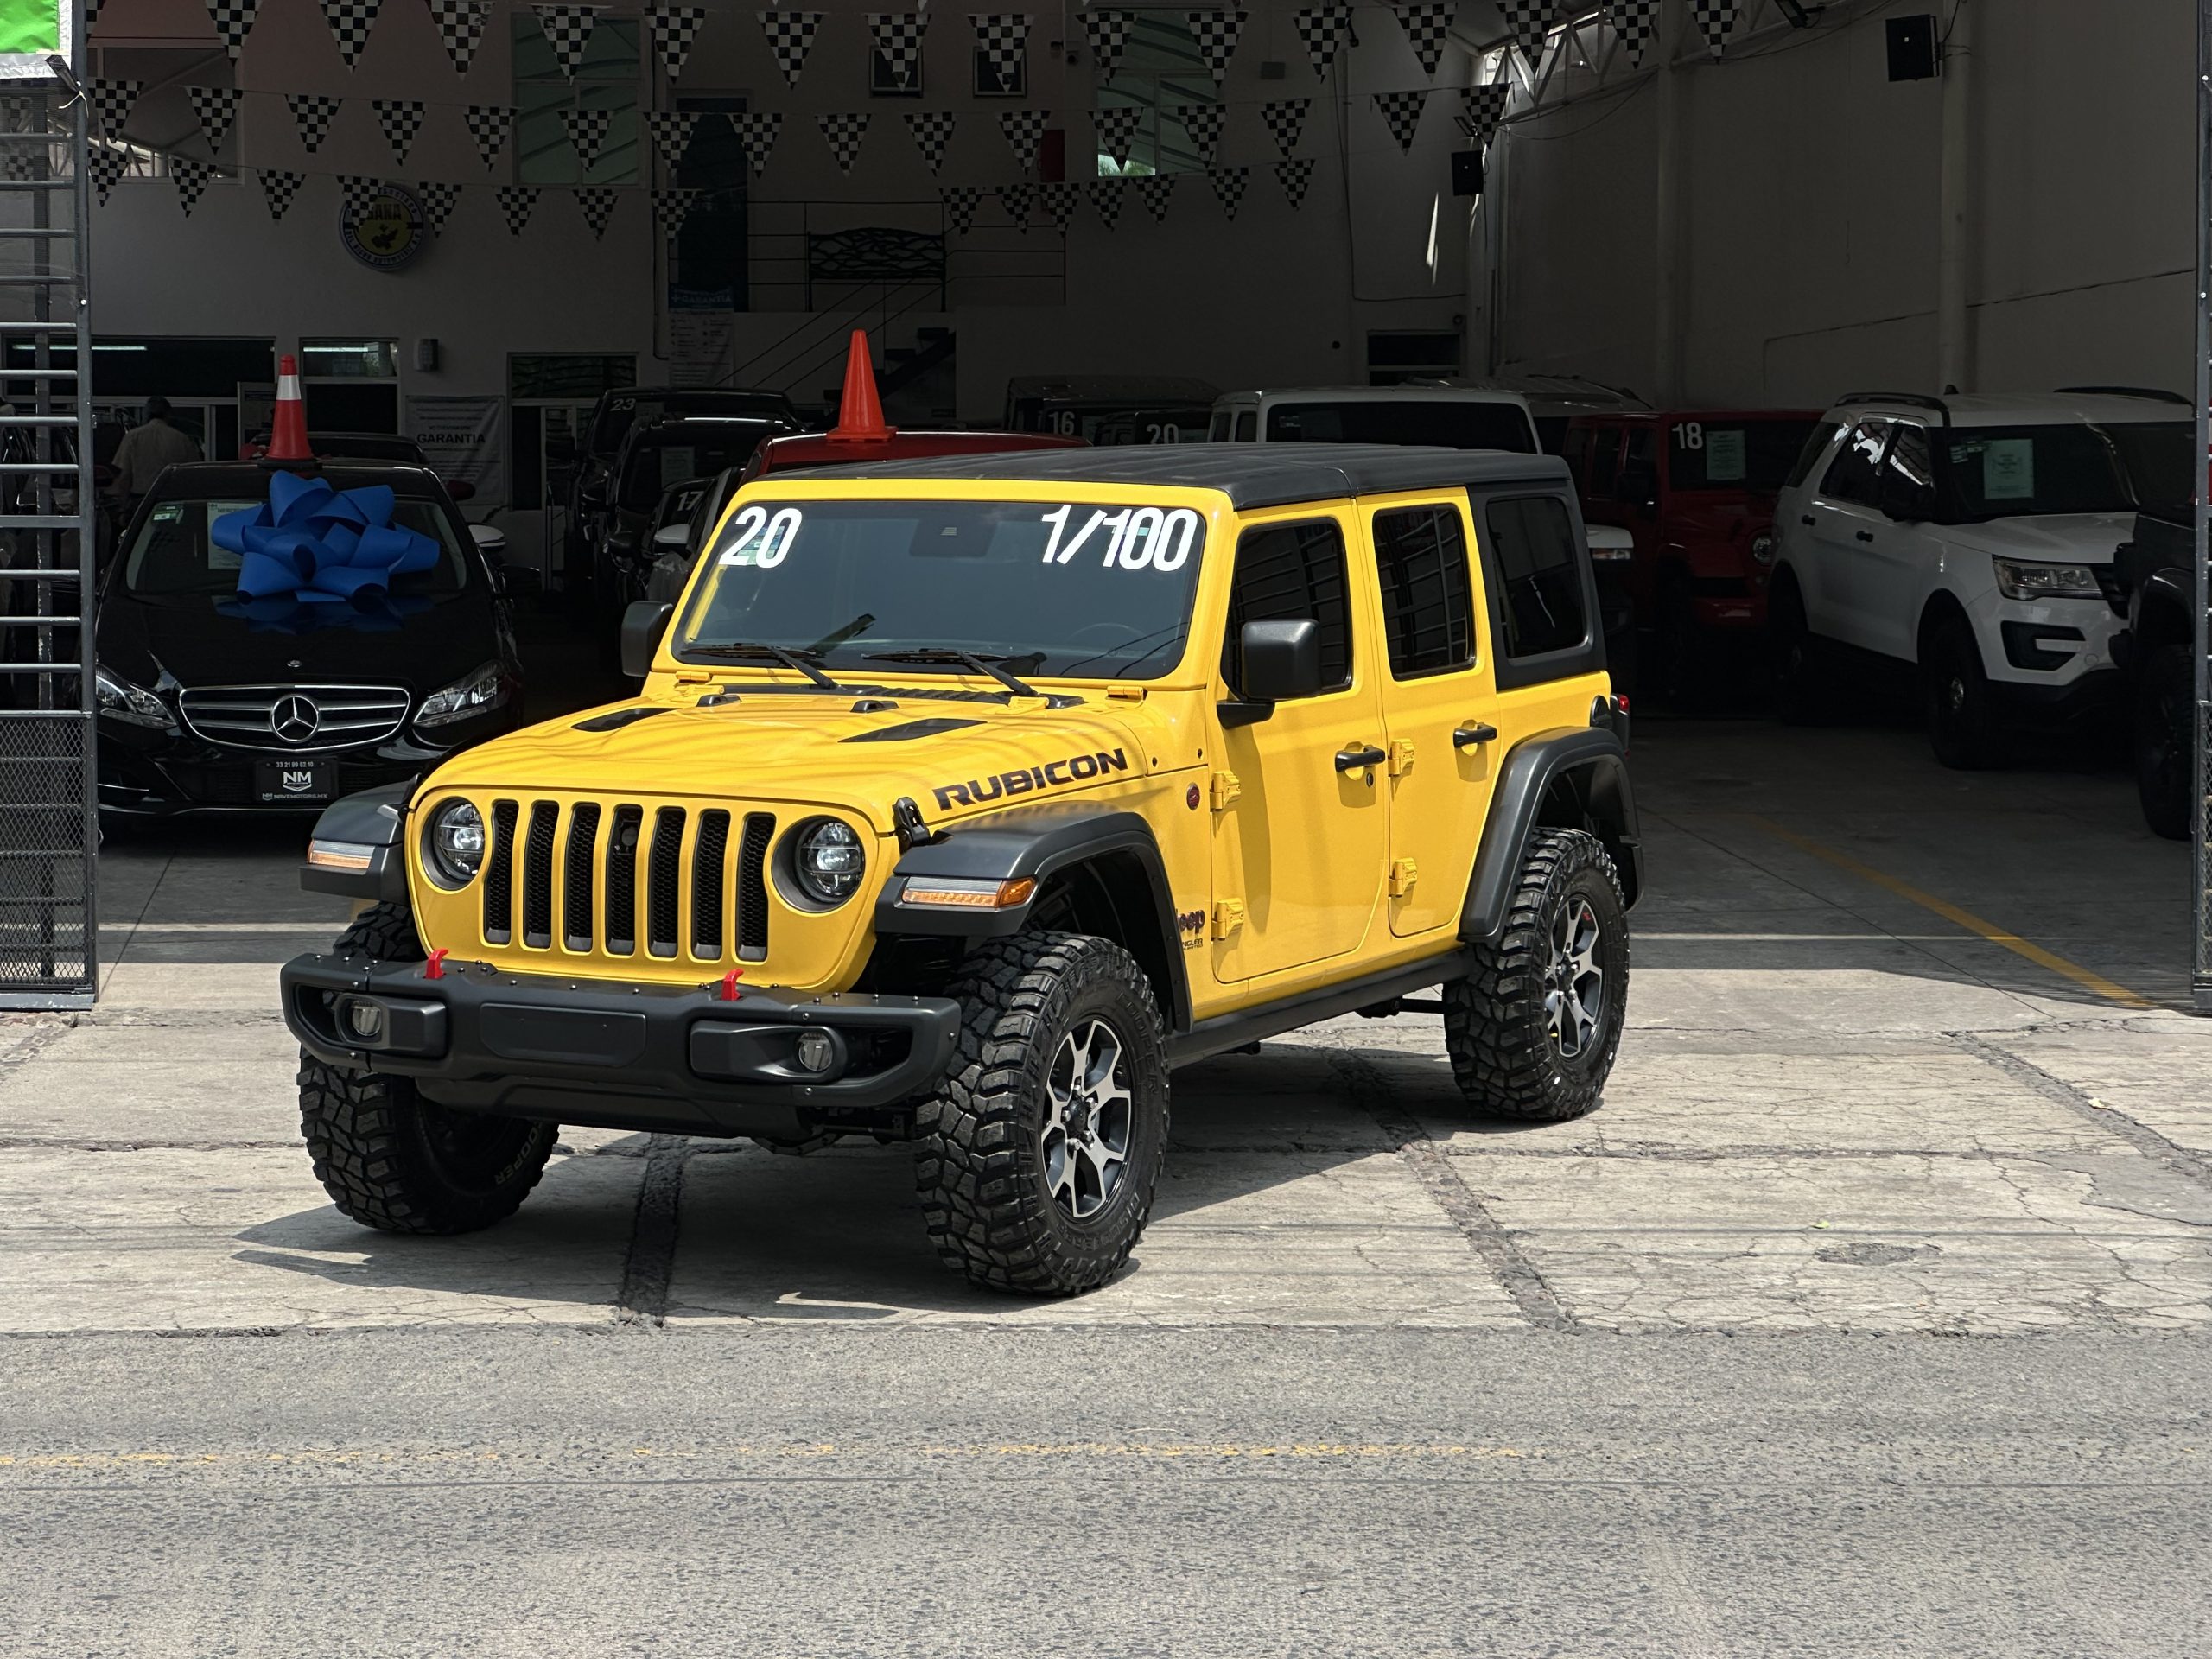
[791,817,865,906]
[427,799,486,887]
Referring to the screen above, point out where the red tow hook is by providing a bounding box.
[423,947,449,981]
[718,967,745,1002]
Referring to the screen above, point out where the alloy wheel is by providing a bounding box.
[1545,899,1605,1059]
[1041,1017,1133,1221]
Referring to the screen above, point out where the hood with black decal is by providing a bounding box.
[97,588,500,696]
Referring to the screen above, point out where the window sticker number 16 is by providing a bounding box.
[717,505,801,568]
[1039,505,1200,571]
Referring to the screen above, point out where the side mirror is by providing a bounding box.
[469,523,507,556]
[1224,618,1324,727]
[652,522,691,551]
[620,599,674,678]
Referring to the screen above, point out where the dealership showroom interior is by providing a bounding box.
[8,0,2212,1649]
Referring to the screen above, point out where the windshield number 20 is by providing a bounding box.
[1039,505,1199,572]
[718,505,800,568]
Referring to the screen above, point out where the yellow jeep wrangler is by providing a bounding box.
[282,445,1641,1296]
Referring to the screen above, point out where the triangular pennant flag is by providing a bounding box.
[1039,180,1076,229]
[338,174,383,220]
[1092,105,1140,167]
[969,12,1030,92]
[464,104,513,169]
[868,12,929,90]
[1082,8,1133,76]
[533,4,601,77]
[999,181,1032,232]
[728,110,780,177]
[84,0,101,30]
[756,10,823,87]
[286,92,342,154]
[1210,164,1247,219]
[1276,156,1314,208]
[941,183,983,233]
[1260,97,1309,158]
[87,143,129,206]
[1184,10,1246,84]
[185,85,240,151]
[652,187,699,237]
[646,110,699,168]
[87,79,139,138]
[1499,0,1554,69]
[646,3,710,79]
[320,0,383,67]
[496,184,538,235]
[372,99,424,167]
[416,179,461,233]
[1457,82,1509,145]
[817,111,869,175]
[1134,174,1173,221]
[1291,4,1351,75]
[204,0,259,59]
[1372,88,1428,153]
[170,157,215,216]
[575,186,617,238]
[563,106,612,171]
[1690,0,1738,57]
[1087,175,1124,227]
[255,166,301,219]
[1173,103,1224,166]
[1605,0,1662,67]
[999,106,1049,172]
[426,0,489,73]
[1390,3,1456,75]
[904,109,956,175]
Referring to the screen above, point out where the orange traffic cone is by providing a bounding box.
[827,328,894,442]
[264,353,313,464]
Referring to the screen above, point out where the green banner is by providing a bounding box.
[0,1,58,54]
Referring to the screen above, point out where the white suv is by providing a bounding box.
[1206,385,1541,454]
[1768,391,2193,766]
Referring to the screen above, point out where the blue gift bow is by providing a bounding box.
[211,470,442,604]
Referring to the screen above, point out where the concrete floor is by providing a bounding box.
[4,714,2210,1653]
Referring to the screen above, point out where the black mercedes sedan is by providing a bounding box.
[94,461,524,817]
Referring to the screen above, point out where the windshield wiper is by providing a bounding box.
[810,612,876,654]
[864,648,1039,698]
[686,641,842,690]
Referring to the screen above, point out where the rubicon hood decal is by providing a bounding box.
[935,747,1130,810]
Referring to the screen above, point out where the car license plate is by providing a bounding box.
[255,760,335,804]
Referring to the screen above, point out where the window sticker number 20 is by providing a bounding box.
[717,505,801,568]
[1039,505,1200,572]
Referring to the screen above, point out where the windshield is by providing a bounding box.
[1933,424,2136,521]
[1264,400,1537,453]
[1667,418,1819,493]
[677,498,1206,681]
[2100,421,2194,517]
[620,428,779,511]
[121,495,470,597]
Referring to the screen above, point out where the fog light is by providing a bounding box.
[340,996,385,1043]
[795,1029,835,1074]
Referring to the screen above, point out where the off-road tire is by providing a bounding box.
[1923,612,1998,770]
[300,896,556,1235]
[1445,829,1629,1122]
[2135,644,2193,841]
[1769,576,1825,725]
[914,931,1169,1296]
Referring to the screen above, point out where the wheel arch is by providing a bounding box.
[1459,728,1642,944]
[2133,576,2196,651]
[1916,586,1974,660]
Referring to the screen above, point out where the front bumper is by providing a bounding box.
[281,953,963,1140]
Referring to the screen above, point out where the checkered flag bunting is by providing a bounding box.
[338,175,384,222]
[1260,97,1309,158]
[1499,0,1555,70]
[729,111,780,177]
[904,110,956,175]
[255,167,301,219]
[1135,174,1173,222]
[416,179,461,233]
[646,110,698,168]
[84,0,101,30]
[1173,103,1224,166]
[1690,0,1738,56]
[941,184,983,233]
[1392,3,1456,75]
[998,181,1032,232]
[1458,82,1509,144]
[533,4,601,77]
[969,13,1030,91]
[868,13,929,90]
[756,11,823,86]
[1039,180,1076,229]
[817,111,869,174]
[87,79,139,139]
[372,99,424,167]
[1292,4,1350,75]
[1092,105,1140,167]
[464,104,513,169]
[171,157,215,216]
[426,0,489,73]
[1082,9,1133,77]
[320,0,383,67]
[575,186,617,238]
[652,188,698,237]
[1210,164,1247,219]
[287,93,342,154]
[563,107,611,171]
[1184,10,1247,84]
[1372,89,1428,153]
[1087,175,1123,228]
[646,3,710,79]
[87,143,129,205]
[204,0,258,59]
[1276,155,1315,208]
[185,85,239,151]
[1603,0,1660,66]
[496,184,537,235]
[999,107,1049,172]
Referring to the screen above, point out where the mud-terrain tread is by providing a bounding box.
[1445,829,1628,1122]
[914,931,1168,1296]
[334,899,423,963]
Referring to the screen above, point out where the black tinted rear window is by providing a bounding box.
[1267,400,1536,453]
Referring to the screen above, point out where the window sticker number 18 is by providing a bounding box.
[1039,505,1200,572]
[717,505,801,568]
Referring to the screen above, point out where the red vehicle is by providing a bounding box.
[1565,409,1821,695]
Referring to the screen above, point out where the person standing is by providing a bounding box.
[106,397,200,522]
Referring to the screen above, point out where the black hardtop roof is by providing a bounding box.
[794,442,1571,509]
[153,461,451,497]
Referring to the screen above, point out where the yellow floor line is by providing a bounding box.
[1745,817,2153,1009]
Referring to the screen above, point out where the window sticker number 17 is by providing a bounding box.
[717,505,801,567]
[1039,505,1199,572]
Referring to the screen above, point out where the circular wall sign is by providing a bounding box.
[340,181,428,273]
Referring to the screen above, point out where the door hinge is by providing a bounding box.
[1211,899,1245,939]
[1389,858,1419,898]
[1387,738,1417,777]
[1209,769,1242,811]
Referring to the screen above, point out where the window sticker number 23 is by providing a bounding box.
[1039,505,1199,572]
[717,505,801,568]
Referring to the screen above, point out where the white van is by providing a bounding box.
[1206,385,1541,453]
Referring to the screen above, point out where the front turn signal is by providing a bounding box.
[897,876,1038,910]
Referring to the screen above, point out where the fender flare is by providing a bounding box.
[2134,569,2195,646]
[874,805,1192,1031]
[1459,728,1641,943]
[298,782,414,903]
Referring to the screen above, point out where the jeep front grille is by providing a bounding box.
[179,683,410,752]
[476,797,773,963]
